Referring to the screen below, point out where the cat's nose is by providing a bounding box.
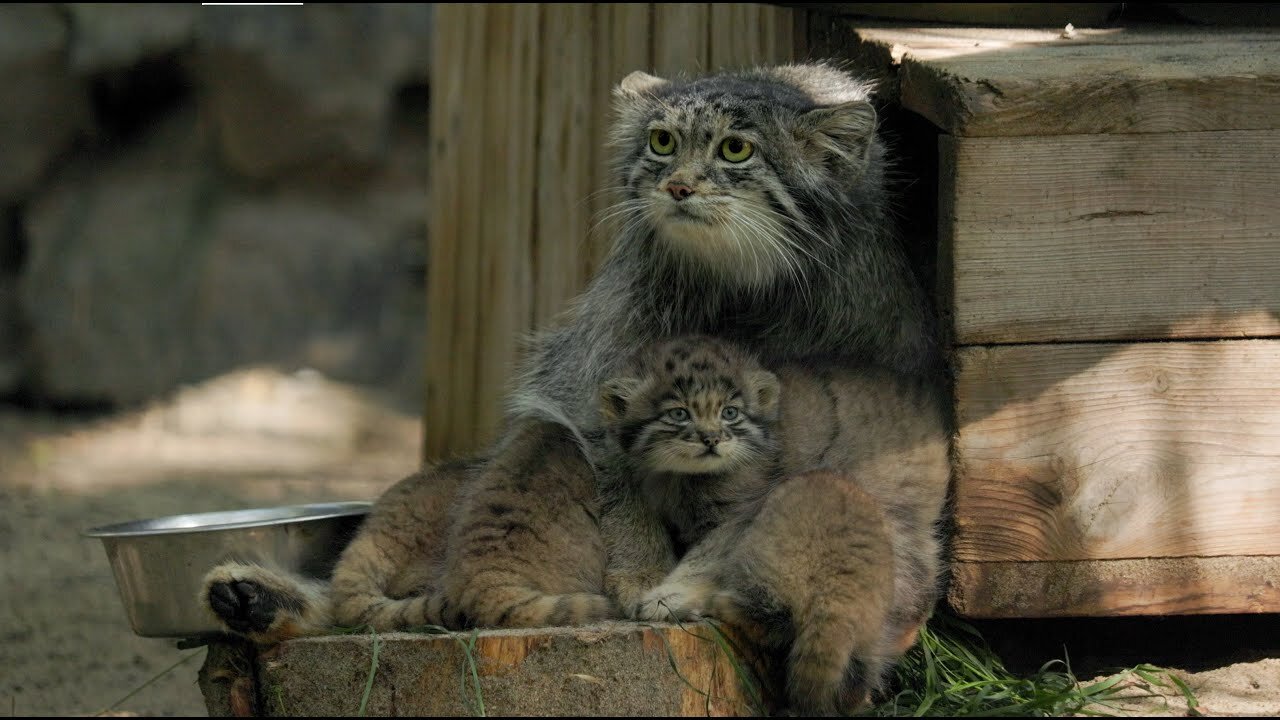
[700,433,720,448]
[666,182,694,201]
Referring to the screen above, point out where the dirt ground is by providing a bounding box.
[1,368,421,716]
[2,367,1278,716]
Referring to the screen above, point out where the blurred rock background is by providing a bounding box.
[1,3,431,412]
[0,4,432,715]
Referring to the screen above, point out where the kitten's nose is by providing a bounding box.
[700,432,720,448]
[666,182,694,201]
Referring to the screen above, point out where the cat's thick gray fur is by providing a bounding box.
[509,64,943,440]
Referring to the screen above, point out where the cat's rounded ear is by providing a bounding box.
[795,100,877,168]
[616,70,668,98]
[600,377,642,422]
[611,72,668,145]
[748,370,781,421]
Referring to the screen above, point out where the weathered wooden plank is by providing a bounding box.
[534,4,595,329]
[842,25,1280,136]
[706,3,793,70]
[426,3,489,459]
[708,4,795,71]
[942,130,1280,345]
[249,624,769,716]
[653,3,711,77]
[803,12,899,99]
[710,4,762,71]
[589,3,652,274]
[854,25,1280,52]
[952,341,1280,565]
[950,556,1280,619]
[904,41,1280,137]
[765,4,796,68]
[426,4,543,458]
[473,4,541,450]
[808,4,1124,27]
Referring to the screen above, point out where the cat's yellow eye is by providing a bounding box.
[720,137,753,162]
[649,129,676,156]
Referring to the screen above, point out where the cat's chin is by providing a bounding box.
[655,222,781,289]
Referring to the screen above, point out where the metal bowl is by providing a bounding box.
[84,501,372,638]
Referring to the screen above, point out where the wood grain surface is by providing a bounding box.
[951,556,1280,618]
[843,25,1280,137]
[952,341,1280,565]
[942,130,1280,345]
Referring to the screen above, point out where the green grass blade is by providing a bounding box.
[649,622,717,703]
[696,619,768,715]
[868,608,1193,718]
[357,627,381,717]
[452,628,487,717]
[1168,673,1201,716]
[273,685,288,716]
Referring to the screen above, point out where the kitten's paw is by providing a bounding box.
[631,581,711,622]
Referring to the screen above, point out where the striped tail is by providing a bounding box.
[436,585,614,629]
[334,591,444,632]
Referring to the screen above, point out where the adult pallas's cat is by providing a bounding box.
[199,64,950,715]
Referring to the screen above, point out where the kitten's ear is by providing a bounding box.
[616,70,667,97]
[748,371,781,420]
[600,377,642,422]
[796,100,877,167]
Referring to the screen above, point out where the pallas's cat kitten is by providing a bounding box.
[598,334,780,581]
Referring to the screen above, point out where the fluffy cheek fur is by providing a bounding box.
[646,187,793,290]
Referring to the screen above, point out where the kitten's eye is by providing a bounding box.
[721,406,740,421]
[720,137,753,163]
[649,129,676,156]
[664,407,690,423]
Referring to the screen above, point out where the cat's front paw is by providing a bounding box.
[631,581,711,622]
[207,579,280,634]
[199,562,314,642]
[606,567,669,613]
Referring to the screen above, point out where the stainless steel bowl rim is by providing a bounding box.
[82,501,374,538]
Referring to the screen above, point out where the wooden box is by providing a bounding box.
[827,23,1280,617]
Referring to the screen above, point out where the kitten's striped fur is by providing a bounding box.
[652,363,951,715]
[202,434,614,640]
[598,335,950,714]
[597,335,780,618]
